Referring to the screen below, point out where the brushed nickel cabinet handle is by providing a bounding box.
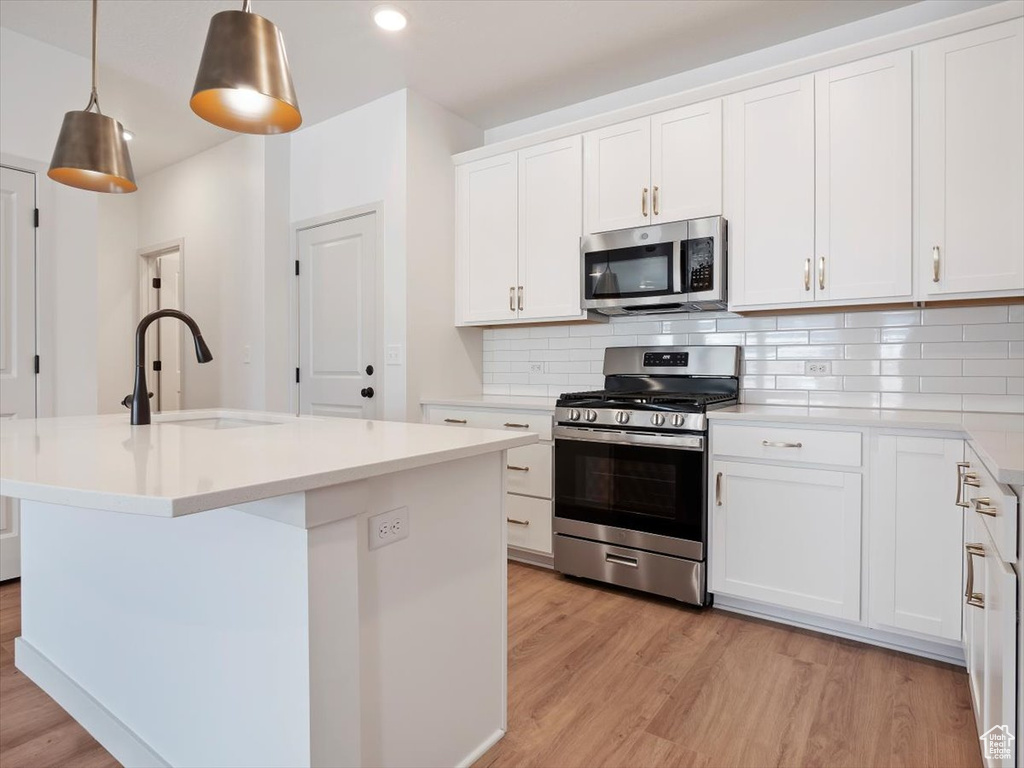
[972,497,998,517]
[642,187,648,217]
[504,422,529,429]
[965,542,985,608]
[715,471,723,507]
[518,285,524,312]
[932,246,940,283]
[653,185,660,216]
[507,517,530,526]
[956,462,970,508]
[443,418,467,424]
[818,256,825,290]
[804,258,811,291]
[509,286,515,312]
[506,464,530,472]
[605,553,638,568]
[963,472,980,488]
[762,440,803,448]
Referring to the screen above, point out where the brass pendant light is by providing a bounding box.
[190,0,301,134]
[48,0,136,194]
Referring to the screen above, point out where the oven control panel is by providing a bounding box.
[643,351,689,368]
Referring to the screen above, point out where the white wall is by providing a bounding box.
[96,195,138,414]
[289,91,409,421]
[263,136,292,413]
[405,92,484,420]
[136,136,267,411]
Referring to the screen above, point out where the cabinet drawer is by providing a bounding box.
[427,407,552,441]
[506,443,552,499]
[964,445,1018,565]
[506,494,552,555]
[712,423,861,467]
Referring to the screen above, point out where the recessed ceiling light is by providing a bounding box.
[373,5,407,32]
[123,129,135,141]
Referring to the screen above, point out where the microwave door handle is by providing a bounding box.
[674,240,685,298]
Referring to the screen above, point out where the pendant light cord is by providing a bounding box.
[242,0,252,12]
[84,0,101,113]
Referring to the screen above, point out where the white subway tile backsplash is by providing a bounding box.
[479,303,1023,415]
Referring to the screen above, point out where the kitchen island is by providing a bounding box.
[0,410,536,768]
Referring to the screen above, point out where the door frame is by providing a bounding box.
[289,202,386,417]
[137,238,186,410]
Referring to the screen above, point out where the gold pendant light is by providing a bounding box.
[48,0,136,194]
[190,0,301,135]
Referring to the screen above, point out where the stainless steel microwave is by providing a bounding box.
[580,217,726,315]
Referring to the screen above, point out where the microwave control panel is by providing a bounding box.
[685,237,715,292]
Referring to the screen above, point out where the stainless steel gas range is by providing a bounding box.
[552,345,740,607]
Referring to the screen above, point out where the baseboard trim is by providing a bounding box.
[714,595,966,666]
[508,548,553,569]
[457,728,505,768]
[15,638,169,768]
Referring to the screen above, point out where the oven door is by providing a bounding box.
[554,427,706,558]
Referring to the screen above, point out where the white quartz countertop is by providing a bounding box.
[421,394,559,412]
[0,410,537,517]
[708,405,1024,485]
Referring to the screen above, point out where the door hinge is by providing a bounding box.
[152,277,161,289]
[295,259,300,276]
[34,354,40,374]
[295,367,300,384]
[153,360,162,372]
[33,208,39,228]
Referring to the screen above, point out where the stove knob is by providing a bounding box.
[650,413,666,427]
[615,411,630,425]
[584,409,598,423]
[568,408,581,422]
[672,414,686,428]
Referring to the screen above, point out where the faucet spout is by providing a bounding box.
[131,309,213,426]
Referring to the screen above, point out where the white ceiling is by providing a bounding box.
[0,0,917,176]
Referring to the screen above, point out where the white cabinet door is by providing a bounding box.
[456,152,519,324]
[651,100,722,223]
[506,493,552,555]
[869,436,964,640]
[815,51,912,302]
[518,136,584,321]
[584,117,651,234]
[981,546,1017,768]
[964,510,987,725]
[711,460,862,621]
[920,18,1024,297]
[725,76,816,309]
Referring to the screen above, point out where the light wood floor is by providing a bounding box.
[1,566,982,768]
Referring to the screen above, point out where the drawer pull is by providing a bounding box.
[504,422,529,429]
[507,465,530,472]
[972,497,998,517]
[762,440,803,448]
[443,418,467,424]
[964,542,986,608]
[507,517,530,526]
[605,553,638,568]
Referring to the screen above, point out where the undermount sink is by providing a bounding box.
[161,417,280,430]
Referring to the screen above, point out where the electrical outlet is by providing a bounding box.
[805,361,832,375]
[368,507,409,550]
[528,363,544,374]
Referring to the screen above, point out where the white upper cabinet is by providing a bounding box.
[584,117,651,233]
[725,75,816,308]
[518,136,584,321]
[457,138,586,326]
[651,101,722,223]
[815,51,912,302]
[920,18,1024,298]
[456,152,519,324]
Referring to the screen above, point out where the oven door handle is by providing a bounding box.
[554,425,704,451]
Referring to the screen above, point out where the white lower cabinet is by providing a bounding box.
[710,459,862,621]
[505,493,553,555]
[869,436,965,641]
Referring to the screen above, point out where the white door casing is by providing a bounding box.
[139,246,184,412]
[0,165,37,581]
[297,212,377,419]
[815,51,912,302]
[584,117,651,234]
[651,99,723,223]
[517,136,584,321]
[725,75,816,308]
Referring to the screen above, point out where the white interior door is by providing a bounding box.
[0,165,37,581]
[297,213,377,419]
